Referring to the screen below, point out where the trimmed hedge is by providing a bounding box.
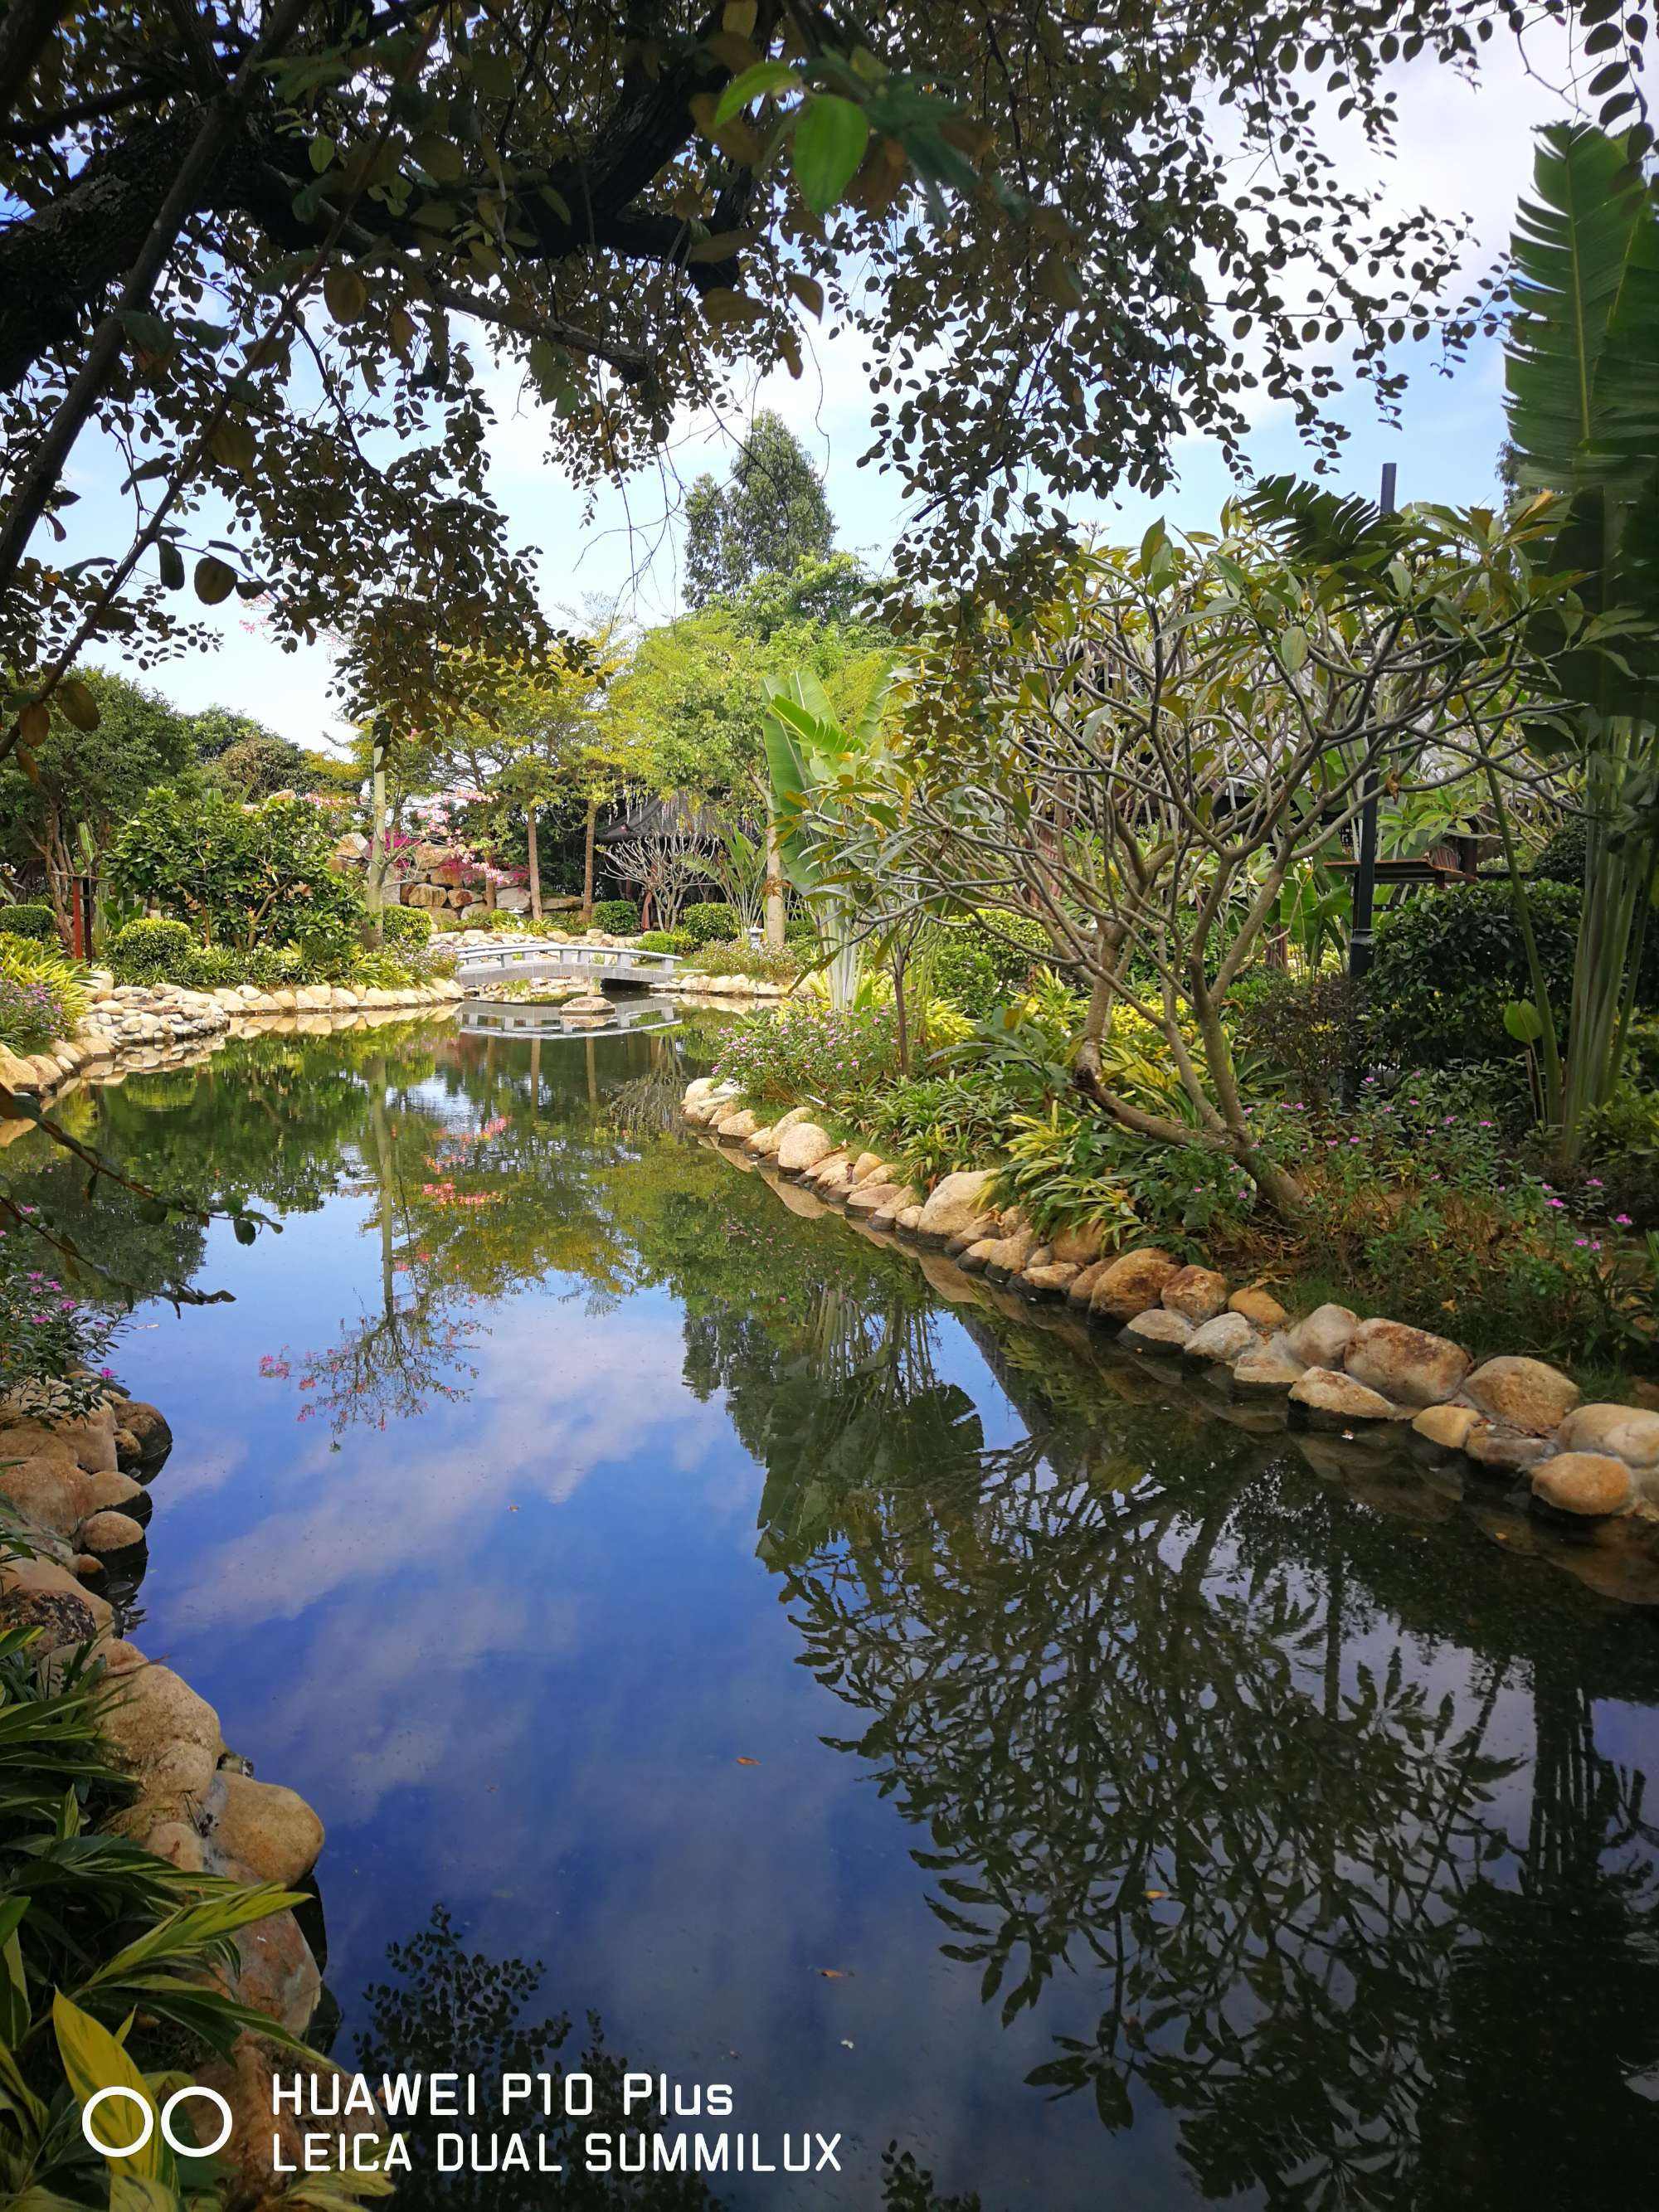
[108,916,194,982]
[379,904,434,945]
[0,903,58,943]
[681,900,739,948]
[1367,878,1659,1065]
[591,898,639,934]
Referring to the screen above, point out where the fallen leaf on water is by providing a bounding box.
[840,2039,855,2050]
[818,1968,850,1979]
[735,1756,760,1766]
[1145,1889,1168,1900]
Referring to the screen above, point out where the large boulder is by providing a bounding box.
[223,1910,322,2035]
[208,1771,325,1886]
[1184,1312,1258,1367]
[1161,1265,1228,1324]
[847,1180,907,1218]
[111,1398,172,1466]
[981,1227,1040,1280]
[1530,1452,1633,1519]
[1343,1318,1471,1408]
[1412,1403,1481,1451]
[0,1553,112,1639]
[1089,1248,1180,1323]
[1555,1403,1659,1473]
[78,1509,145,1553]
[1232,1340,1305,1395]
[1121,1308,1193,1354]
[776,1122,835,1174]
[1021,1262,1080,1297]
[1465,1421,1553,1472]
[1289,1366,1397,1427]
[1048,1223,1106,1267]
[714,1108,760,1142]
[0,1574,101,1650]
[1229,1285,1288,1330]
[1284,1303,1359,1369]
[0,1454,95,1540]
[1066,1259,1108,1308]
[0,1413,113,1477]
[1464,1355,1580,1437]
[914,1169,999,1244]
[100,1662,224,1787]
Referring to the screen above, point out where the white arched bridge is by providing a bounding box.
[450,937,682,992]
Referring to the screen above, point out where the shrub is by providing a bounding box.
[353,946,426,989]
[680,899,739,947]
[180,942,245,988]
[0,1616,305,2205]
[637,928,692,955]
[1530,818,1586,885]
[590,898,639,934]
[379,904,433,945]
[0,939,85,1054]
[1231,970,1364,1106]
[108,916,194,982]
[714,999,899,1107]
[996,1102,1256,1250]
[928,912,1053,1017]
[861,1067,1030,1185]
[1577,1081,1659,1230]
[1367,878,1659,1067]
[0,1230,123,1412]
[107,785,366,955]
[682,937,796,982]
[0,902,58,943]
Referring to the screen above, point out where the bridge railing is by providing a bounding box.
[450,936,683,981]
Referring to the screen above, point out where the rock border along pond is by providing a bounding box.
[683,1077,1659,1609]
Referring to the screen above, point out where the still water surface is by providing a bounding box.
[9,1016,1659,2211]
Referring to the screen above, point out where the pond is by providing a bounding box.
[7,1015,1659,2210]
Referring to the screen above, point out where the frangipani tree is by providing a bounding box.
[762,668,896,1010]
[896,510,1573,1216]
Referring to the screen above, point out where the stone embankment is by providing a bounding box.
[0,1386,339,2202]
[0,967,465,1111]
[684,1078,1659,1603]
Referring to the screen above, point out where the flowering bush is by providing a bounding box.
[0,937,86,1053]
[0,1225,123,1419]
[682,937,796,983]
[715,1000,899,1108]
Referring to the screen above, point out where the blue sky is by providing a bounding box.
[72,27,1584,747]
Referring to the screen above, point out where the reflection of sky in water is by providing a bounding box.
[17,1025,1659,2211]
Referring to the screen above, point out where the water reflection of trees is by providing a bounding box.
[355,1907,980,2212]
[664,1221,1659,2206]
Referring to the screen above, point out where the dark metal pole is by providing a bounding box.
[1347,460,1397,987]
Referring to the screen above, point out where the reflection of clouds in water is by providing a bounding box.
[253,1578,581,1823]
[172,1300,730,1635]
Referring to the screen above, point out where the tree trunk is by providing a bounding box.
[526,805,542,923]
[764,788,786,950]
[893,949,910,1075]
[367,748,387,946]
[581,796,597,921]
[0,0,66,126]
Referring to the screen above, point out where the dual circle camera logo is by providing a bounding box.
[82,2084,234,2159]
